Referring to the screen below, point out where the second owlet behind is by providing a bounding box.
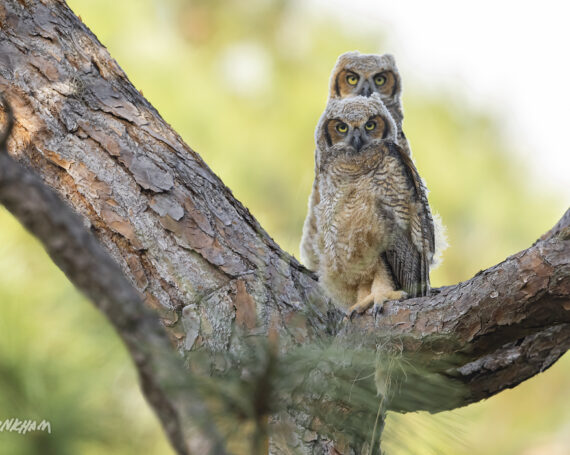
[313,94,436,316]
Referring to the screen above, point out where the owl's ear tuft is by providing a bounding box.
[338,50,361,61]
[383,53,396,65]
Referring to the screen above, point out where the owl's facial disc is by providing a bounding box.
[324,119,351,147]
[364,115,388,141]
[335,70,362,97]
[350,71,396,99]
[352,115,388,150]
[321,113,390,153]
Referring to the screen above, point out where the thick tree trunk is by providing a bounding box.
[0,1,568,454]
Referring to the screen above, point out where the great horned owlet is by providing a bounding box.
[311,94,435,315]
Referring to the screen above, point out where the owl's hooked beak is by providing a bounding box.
[359,80,372,97]
[350,129,366,151]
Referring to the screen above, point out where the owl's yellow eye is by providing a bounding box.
[364,121,376,131]
[346,74,359,86]
[374,74,386,86]
[336,122,348,133]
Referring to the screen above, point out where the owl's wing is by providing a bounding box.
[381,142,435,297]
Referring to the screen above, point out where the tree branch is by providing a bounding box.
[0,96,229,455]
[343,220,569,411]
[0,0,568,453]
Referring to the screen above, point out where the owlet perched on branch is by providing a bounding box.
[310,94,435,316]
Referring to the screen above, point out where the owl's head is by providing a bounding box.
[329,51,401,103]
[316,94,397,157]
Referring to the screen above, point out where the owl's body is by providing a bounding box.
[309,95,435,314]
[317,148,403,307]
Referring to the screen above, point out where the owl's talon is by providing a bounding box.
[372,301,384,319]
[345,293,374,320]
[341,310,355,323]
[347,308,361,321]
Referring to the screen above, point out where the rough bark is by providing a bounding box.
[0,98,229,455]
[0,1,568,454]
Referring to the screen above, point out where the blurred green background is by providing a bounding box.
[0,0,568,453]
